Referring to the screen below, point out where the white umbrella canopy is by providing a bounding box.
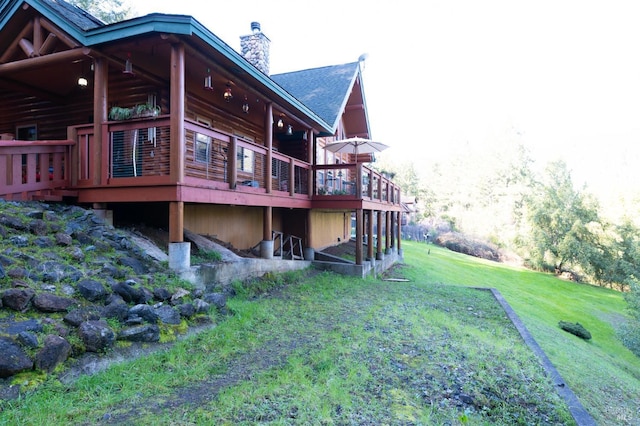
[324,137,389,161]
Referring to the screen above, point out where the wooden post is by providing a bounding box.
[356,164,363,198]
[307,129,314,196]
[289,158,295,196]
[263,206,272,241]
[397,210,402,252]
[390,212,396,251]
[229,137,237,189]
[355,208,363,265]
[265,103,273,193]
[377,210,383,259]
[367,209,374,260]
[93,57,107,185]
[169,201,184,243]
[170,43,185,184]
[385,209,391,253]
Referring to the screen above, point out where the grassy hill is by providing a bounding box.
[1,240,638,425]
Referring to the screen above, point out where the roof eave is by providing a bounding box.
[83,14,333,133]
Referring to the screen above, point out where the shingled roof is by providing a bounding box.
[272,62,361,132]
[39,0,104,31]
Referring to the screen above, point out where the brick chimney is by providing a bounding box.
[240,22,270,75]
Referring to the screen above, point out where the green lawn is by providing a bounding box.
[403,240,640,424]
[1,241,638,425]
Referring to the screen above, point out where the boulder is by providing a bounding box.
[129,304,159,324]
[0,336,33,378]
[32,293,76,313]
[2,288,35,311]
[77,279,108,302]
[117,324,160,342]
[155,305,182,325]
[79,320,115,352]
[35,335,72,373]
[64,308,101,327]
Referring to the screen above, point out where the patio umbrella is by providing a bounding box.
[324,137,389,162]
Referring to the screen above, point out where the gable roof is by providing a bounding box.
[272,62,362,133]
[0,0,370,138]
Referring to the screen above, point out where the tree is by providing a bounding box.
[68,0,132,24]
[522,160,602,273]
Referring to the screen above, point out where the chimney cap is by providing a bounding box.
[251,22,261,33]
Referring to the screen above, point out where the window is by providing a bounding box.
[195,133,211,163]
[238,146,254,173]
[16,124,37,141]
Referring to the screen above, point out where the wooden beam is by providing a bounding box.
[40,17,79,49]
[169,43,185,184]
[0,47,91,74]
[263,206,272,241]
[0,21,33,63]
[169,201,184,243]
[355,208,363,265]
[367,209,374,260]
[377,210,383,258]
[93,57,108,185]
[265,102,273,193]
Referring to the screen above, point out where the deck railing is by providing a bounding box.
[0,139,74,200]
[314,164,401,205]
[67,118,399,206]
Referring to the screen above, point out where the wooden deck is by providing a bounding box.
[1,118,401,212]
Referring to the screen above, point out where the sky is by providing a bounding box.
[132,0,640,198]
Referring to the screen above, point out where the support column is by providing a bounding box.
[376,210,384,260]
[265,103,273,193]
[397,210,403,256]
[169,201,189,271]
[355,209,363,265]
[304,209,315,260]
[367,209,374,260]
[92,202,112,226]
[92,57,107,186]
[390,212,396,252]
[385,209,391,254]
[169,43,186,184]
[229,137,238,189]
[261,206,274,259]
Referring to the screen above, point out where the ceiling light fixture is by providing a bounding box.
[204,68,213,91]
[123,53,134,76]
[223,83,233,102]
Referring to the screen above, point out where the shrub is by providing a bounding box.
[558,321,592,340]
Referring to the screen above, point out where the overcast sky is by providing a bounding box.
[133,0,640,196]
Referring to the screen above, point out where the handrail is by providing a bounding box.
[0,139,74,200]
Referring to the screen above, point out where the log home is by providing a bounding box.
[0,0,403,271]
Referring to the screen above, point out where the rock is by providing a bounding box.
[17,331,39,348]
[7,267,29,279]
[176,303,196,318]
[32,293,76,313]
[9,235,29,247]
[117,324,160,342]
[155,305,182,325]
[77,279,108,302]
[203,292,227,309]
[111,281,143,304]
[118,256,148,274]
[0,214,28,231]
[33,236,54,248]
[4,319,43,335]
[153,287,172,302]
[0,263,5,279]
[2,288,36,311]
[0,336,34,378]
[102,298,129,322]
[193,298,211,314]
[54,233,73,246]
[64,308,101,327]
[170,288,191,305]
[35,335,72,373]
[129,304,159,324]
[78,320,115,352]
[29,219,48,236]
